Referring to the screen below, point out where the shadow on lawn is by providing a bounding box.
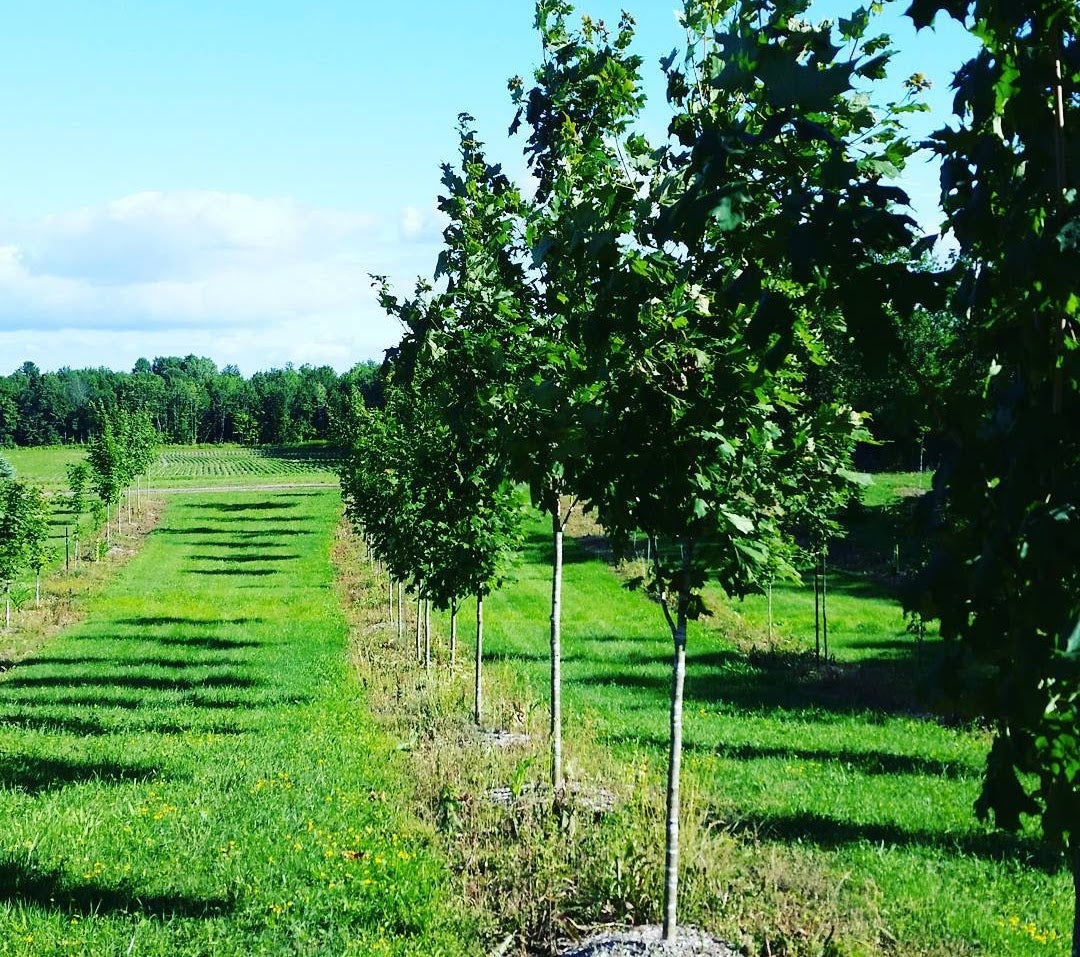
[0,710,247,737]
[0,755,162,795]
[574,644,941,717]
[114,616,266,628]
[185,568,279,577]
[717,809,1064,874]
[605,730,978,780]
[188,553,300,563]
[1,673,261,692]
[196,501,296,513]
[13,655,253,671]
[0,858,232,919]
[156,525,314,538]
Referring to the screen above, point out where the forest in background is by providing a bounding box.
[0,356,383,448]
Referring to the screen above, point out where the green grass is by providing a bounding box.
[3,444,340,491]
[0,489,474,956]
[152,445,340,487]
[859,470,933,509]
[430,512,1072,956]
[2,447,86,491]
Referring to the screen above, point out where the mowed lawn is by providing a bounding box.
[2,444,340,492]
[444,516,1072,956]
[0,489,473,956]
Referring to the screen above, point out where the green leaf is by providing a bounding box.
[720,508,754,534]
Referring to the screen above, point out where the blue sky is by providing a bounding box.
[0,1,974,374]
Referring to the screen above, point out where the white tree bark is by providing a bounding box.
[474,593,484,726]
[550,508,565,791]
[450,597,458,668]
[424,598,431,670]
[662,537,693,941]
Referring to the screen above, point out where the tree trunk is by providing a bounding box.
[821,550,829,661]
[474,592,484,726]
[397,582,404,643]
[813,563,820,661]
[767,580,773,642]
[550,508,565,791]
[106,503,111,546]
[415,595,422,663]
[450,597,458,668]
[5,594,10,630]
[388,574,394,622]
[424,599,431,670]
[35,571,40,606]
[662,537,693,941]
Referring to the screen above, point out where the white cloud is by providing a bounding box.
[398,203,446,243]
[0,190,437,371]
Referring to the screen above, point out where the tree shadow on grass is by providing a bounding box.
[0,858,232,918]
[604,729,978,780]
[13,655,254,671]
[188,553,300,563]
[114,616,266,628]
[155,636,264,650]
[198,501,296,513]
[0,711,248,737]
[184,568,279,577]
[573,644,940,717]
[1,673,262,692]
[716,809,1064,874]
[0,755,162,795]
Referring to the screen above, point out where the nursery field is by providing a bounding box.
[2,444,340,491]
[1,474,1072,956]
[0,489,471,956]
[412,501,1072,954]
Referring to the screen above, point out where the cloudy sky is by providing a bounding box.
[0,1,974,375]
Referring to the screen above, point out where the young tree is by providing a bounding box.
[0,480,49,627]
[21,485,52,604]
[907,1,1080,951]
[66,462,91,516]
[507,0,646,791]
[581,0,926,938]
[0,453,13,482]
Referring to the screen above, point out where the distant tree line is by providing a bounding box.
[0,356,385,448]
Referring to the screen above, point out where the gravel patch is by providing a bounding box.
[558,925,738,957]
[479,729,532,749]
[486,781,619,813]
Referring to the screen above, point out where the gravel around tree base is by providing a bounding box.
[557,925,739,957]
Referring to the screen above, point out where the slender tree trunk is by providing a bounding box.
[35,571,40,606]
[424,599,431,670]
[821,550,829,661]
[397,582,403,643]
[550,508,565,791]
[767,580,773,642]
[450,597,458,669]
[813,562,820,661]
[415,595,422,663]
[388,574,394,622]
[106,503,111,546]
[5,594,10,630]
[474,592,484,726]
[662,537,693,941]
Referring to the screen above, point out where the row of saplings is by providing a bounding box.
[0,408,159,630]
[339,0,1079,951]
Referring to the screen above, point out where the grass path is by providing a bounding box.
[0,489,473,957]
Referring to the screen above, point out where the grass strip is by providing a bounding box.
[0,488,474,957]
